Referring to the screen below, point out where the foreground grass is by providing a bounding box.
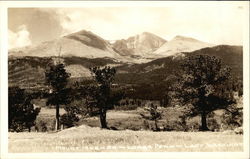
[9,125,243,152]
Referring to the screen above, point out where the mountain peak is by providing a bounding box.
[71,29,90,34]
[65,30,96,39]
[141,32,155,36]
[154,35,214,56]
[140,32,165,40]
[172,35,200,42]
[9,29,122,59]
[65,29,109,50]
[113,32,167,56]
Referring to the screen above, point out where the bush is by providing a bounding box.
[35,117,56,132]
[60,101,82,128]
[35,120,48,132]
[9,86,40,132]
[221,97,243,130]
[207,118,220,131]
[164,119,188,131]
[140,103,162,131]
[61,113,79,128]
[221,109,243,130]
[142,120,150,130]
[187,121,200,132]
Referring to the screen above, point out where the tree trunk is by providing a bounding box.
[154,120,159,131]
[55,104,60,131]
[200,112,209,131]
[100,109,107,129]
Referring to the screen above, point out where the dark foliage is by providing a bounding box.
[35,117,56,132]
[88,66,122,128]
[9,86,40,132]
[222,101,243,129]
[61,113,79,128]
[175,55,236,131]
[45,63,71,130]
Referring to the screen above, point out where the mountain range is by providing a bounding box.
[8,30,243,89]
[9,30,213,62]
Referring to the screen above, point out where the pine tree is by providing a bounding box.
[45,63,70,131]
[175,55,236,131]
[89,66,121,129]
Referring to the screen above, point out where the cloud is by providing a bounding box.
[8,8,63,45]
[8,25,32,49]
[54,5,245,45]
[54,8,170,40]
[8,3,247,46]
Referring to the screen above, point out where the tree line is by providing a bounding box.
[8,54,242,132]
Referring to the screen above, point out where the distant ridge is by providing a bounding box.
[153,35,214,56]
[9,30,228,64]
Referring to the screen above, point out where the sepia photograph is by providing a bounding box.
[0,1,249,159]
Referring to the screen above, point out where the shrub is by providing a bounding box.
[187,121,200,132]
[221,108,243,130]
[207,117,220,131]
[164,118,188,131]
[61,113,79,128]
[9,86,40,132]
[142,120,150,130]
[140,103,162,131]
[60,101,84,128]
[35,120,48,132]
[35,117,56,132]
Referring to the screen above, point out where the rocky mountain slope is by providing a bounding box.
[9,30,123,60]
[153,35,214,56]
[112,32,166,56]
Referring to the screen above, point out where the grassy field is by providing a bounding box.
[35,107,199,131]
[9,125,243,152]
[9,108,243,152]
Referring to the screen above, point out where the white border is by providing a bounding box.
[1,1,249,159]
[0,1,248,8]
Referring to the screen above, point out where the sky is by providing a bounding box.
[8,2,247,49]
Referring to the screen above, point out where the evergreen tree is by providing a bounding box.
[175,55,236,131]
[89,66,121,129]
[45,63,70,131]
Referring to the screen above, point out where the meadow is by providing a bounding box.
[8,125,243,152]
[8,108,243,152]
